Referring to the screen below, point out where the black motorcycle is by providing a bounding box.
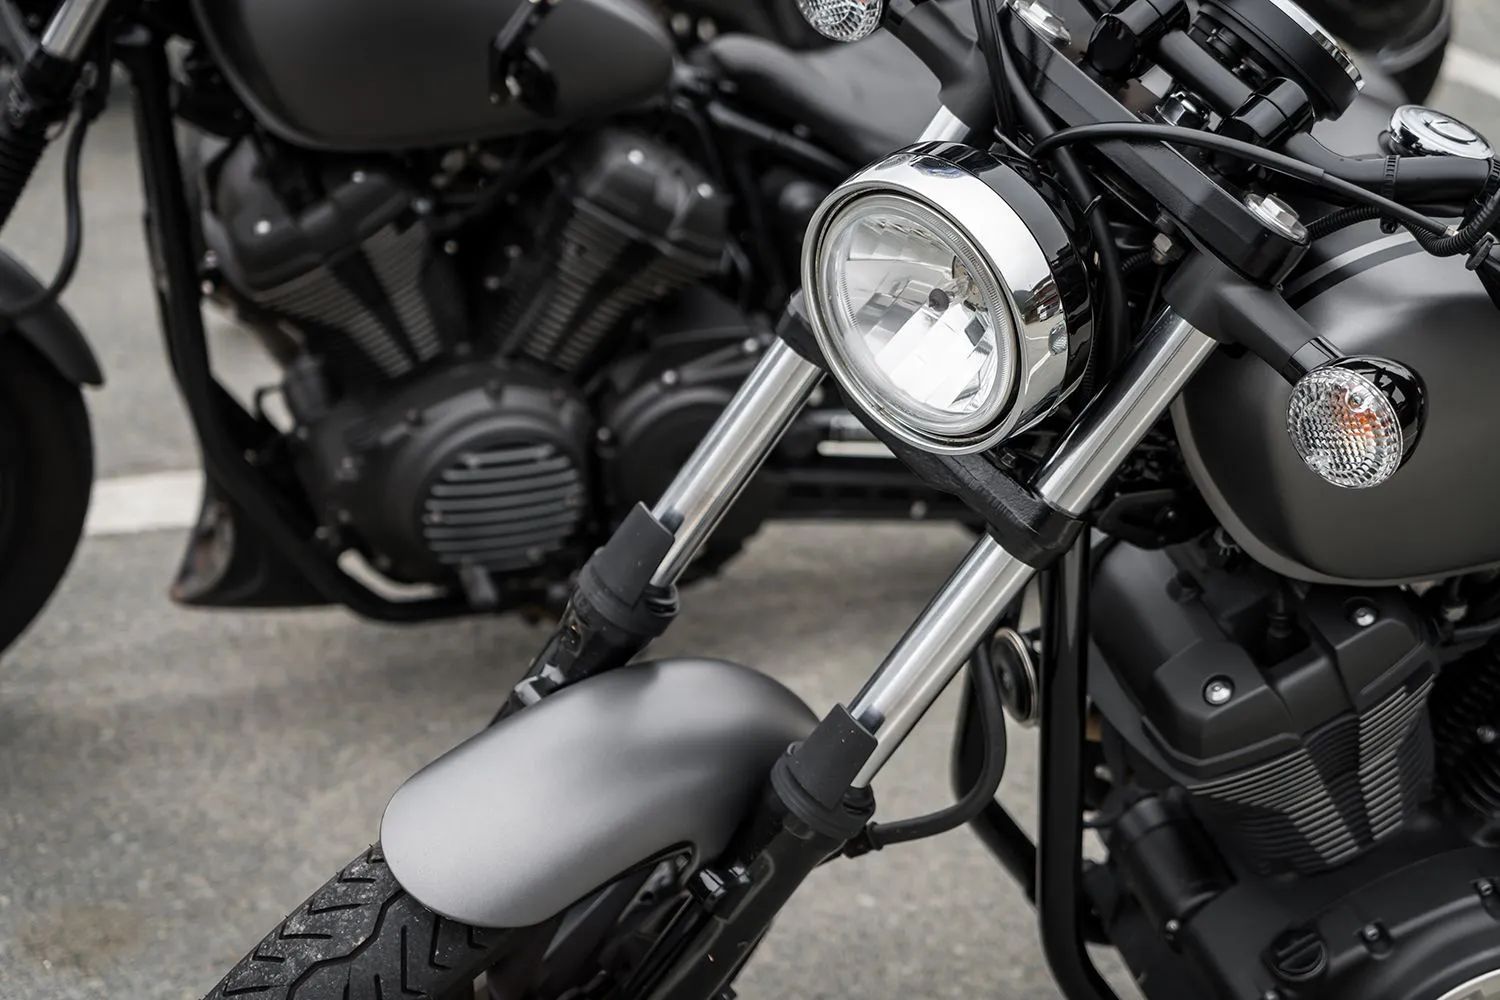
[170,0,1500,997]
[0,0,986,656]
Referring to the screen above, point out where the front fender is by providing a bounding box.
[381,658,816,929]
[0,249,103,386]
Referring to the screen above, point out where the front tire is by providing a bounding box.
[0,336,92,654]
[205,845,517,1000]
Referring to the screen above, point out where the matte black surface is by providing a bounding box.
[0,248,102,385]
[697,27,942,165]
[381,658,815,928]
[1174,224,1500,585]
[189,0,674,152]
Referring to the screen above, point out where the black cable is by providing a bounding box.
[0,109,91,319]
[1027,122,1449,236]
[971,0,1014,138]
[1306,204,1382,241]
[996,9,1126,377]
[847,642,1008,853]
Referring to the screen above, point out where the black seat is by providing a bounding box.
[698,29,942,166]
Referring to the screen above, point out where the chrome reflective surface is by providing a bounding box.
[849,535,1034,785]
[1244,192,1309,245]
[39,0,111,61]
[650,339,822,587]
[1010,0,1071,47]
[1391,105,1495,159]
[1266,0,1364,91]
[1036,310,1218,515]
[849,309,1214,784]
[803,145,1081,455]
[1434,970,1500,1000]
[918,106,972,143]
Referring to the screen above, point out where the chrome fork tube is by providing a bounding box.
[647,104,966,585]
[847,310,1219,785]
[650,340,823,588]
[39,0,113,62]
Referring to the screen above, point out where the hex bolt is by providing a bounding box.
[1350,605,1379,628]
[1164,918,1181,938]
[1204,677,1235,706]
[1361,923,1383,944]
[1479,725,1498,745]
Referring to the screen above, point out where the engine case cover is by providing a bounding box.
[1092,542,1437,876]
[294,362,591,584]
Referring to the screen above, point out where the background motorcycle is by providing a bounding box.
[184,0,1500,998]
[0,0,980,657]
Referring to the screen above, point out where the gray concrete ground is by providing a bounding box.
[1,6,1498,999]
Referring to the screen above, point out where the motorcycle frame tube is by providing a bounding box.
[650,338,823,588]
[848,309,1219,786]
[1037,535,1120,1000]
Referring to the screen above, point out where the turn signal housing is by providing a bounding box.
[1286,357,1425,489]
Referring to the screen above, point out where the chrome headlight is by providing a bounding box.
[802,144,1092,455]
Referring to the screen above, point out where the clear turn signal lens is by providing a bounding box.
[795,0,885,42]
[1286,358,1425,489]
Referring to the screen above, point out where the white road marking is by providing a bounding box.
[84,469,202,537]
[1443,47,1500,106]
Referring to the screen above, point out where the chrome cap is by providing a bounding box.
[1011,0,1071,47]
[1391,105,1495,160]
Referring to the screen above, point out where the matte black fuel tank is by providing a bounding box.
[1175,224,1500,585]
[190,0,674,152]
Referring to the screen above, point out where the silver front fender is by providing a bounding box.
[381,658,815,928]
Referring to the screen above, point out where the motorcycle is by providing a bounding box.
[0,0,990,657]
[171,0,1500,997]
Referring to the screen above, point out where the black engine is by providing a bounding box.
[1089,540,1500,1000]
[198,129,741,605]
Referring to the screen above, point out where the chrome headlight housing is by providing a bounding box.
[802,144,1092,455]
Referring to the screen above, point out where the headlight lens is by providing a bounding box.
[818,193,1016,443]
[803,146,1091,455]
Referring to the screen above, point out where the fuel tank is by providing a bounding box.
[189,0,674,152]
[1174,222,1500,585]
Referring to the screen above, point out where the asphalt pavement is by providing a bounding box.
[2,8,1500,999]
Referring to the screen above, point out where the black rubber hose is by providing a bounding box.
[850,642,1008,852]
[0,111,89,318]
[1306,204,1382,240]
[997,13,1126,377]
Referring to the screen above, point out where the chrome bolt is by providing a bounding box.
[1011,0,1071,46]
[443,240,460,255]
[1204,677,1234,706]
[1350,605,1379,628]
[660,370,680,387]
[1478,725,1498,745]
[1164,918,1181,938]
[252,219,272,236]
[697,182,716,199]
[1360,924,1382,943]
[627,148,646,166]
[351,170,367,184]
[1244,192,1309,244]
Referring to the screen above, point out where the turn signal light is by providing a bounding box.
[1286,358,1424,489]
